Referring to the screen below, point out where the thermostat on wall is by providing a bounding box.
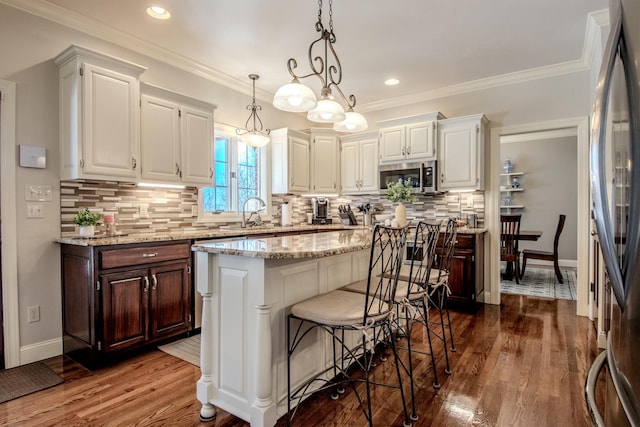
[19,145,46,169]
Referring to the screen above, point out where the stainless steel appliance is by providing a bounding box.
[586,1,640,425]
[422,160,437,194]
[312,197,332,225]
[379,161,438,194]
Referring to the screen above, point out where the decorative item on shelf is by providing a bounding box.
[385,180,418,227]
[236,74,270,147]
[272,0,367,132]
[73,207,104,238]
[503,157,513,173]
[511,176,521,189]
[502,194,513,206]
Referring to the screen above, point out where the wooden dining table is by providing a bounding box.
[503,230,543,280]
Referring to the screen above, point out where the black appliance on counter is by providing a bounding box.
[312,197,332,225]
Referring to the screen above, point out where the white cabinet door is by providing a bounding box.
[340,132,378,195]
[289,135,311,193]
[359,137,379,192]
[181,105,214,185]
[438,114,486,191]
[340,140,360,193]
[406,121,435,160]
[311,134,339,193]
[379,125,405,163]
[141,95,181,182]
[82,63,140,179]
[140,84,215,186]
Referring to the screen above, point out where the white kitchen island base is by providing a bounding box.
[193,231,372,426]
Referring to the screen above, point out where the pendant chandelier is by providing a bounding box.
[272,0,367,133]
[237,74,271,147]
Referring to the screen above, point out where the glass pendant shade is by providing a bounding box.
[240,133,270,148]
[307,98,346,123]
[333,111,368,132]
[273,82,318,112]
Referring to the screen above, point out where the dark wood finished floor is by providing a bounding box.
[0,294,602,426]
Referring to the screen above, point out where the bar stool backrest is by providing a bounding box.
[435,218,457,281]
[406,220,441,298]
[364,225,407,324]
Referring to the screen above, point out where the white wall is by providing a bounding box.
[501,134,578,262]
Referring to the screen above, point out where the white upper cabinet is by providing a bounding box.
[271,128,310,194]
[310,129,340,194]
[340,132,379,194]
[378,112,445,163]
[55,45,146,181]
[140,84,216,186]
[438,114,487,191]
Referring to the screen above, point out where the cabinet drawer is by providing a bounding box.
[99,242,191,270]
[454,234,475,250]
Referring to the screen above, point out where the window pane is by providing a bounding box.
[215,162,227,186]
[237,142,260,211]
[202,187,216,212]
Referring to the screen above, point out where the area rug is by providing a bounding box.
[0,361,63,404]
[158,334,200,367]
[500,267,577,300]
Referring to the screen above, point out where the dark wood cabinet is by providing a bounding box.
[61,241,192,369]
[439,232,484,312]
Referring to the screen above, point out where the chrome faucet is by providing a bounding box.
[241,197,267,228]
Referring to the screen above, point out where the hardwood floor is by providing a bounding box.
[0,294,601,426]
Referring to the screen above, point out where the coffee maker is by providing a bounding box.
[311,197,332,225]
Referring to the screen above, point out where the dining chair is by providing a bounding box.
[286,225,412,427]
[500,214,522,284]
[521,214,566,283]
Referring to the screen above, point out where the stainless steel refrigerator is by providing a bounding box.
[586,0,640,425]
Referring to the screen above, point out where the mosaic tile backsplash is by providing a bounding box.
[60,180,484,236]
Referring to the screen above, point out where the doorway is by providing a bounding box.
[487,117,591,316]
[498,129,578,300]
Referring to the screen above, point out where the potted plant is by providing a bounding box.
[385,180,418,227]
[73,207,104,237]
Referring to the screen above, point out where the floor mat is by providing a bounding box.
[500,267,577,300]
[158,334,200,367]
[0,361,63,404]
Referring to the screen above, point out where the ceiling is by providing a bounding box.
[7,0,608,111]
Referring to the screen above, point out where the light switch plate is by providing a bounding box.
[25,184,53,201]
[26,203,44,218]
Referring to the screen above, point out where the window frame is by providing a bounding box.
[197,123,272,223]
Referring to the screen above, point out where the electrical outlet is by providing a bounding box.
[27,305,40,323]
[466,195,474,208]
[139,204,149,218]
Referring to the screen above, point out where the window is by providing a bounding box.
[199,125,270,221]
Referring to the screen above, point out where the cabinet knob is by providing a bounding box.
[132,157,137,170]
[143,276,149,292]
[151,274,158,290]
[175,163,181,176]
[143,252,158,258]
[209,168,213,179]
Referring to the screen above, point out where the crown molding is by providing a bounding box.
[0,0,271,101]
[359,59,589,112]
[0,0,608,111]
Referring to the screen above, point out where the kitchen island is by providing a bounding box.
[191,229,374,426]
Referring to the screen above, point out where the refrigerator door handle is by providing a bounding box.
[590,2,626,308]
[585,350,607,427]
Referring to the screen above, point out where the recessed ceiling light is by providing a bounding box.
[146,6,171,20]
[385,78,400,86]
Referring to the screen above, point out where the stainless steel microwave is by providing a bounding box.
[379,161,437,194]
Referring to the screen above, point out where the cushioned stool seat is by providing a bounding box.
[291,289,389,326]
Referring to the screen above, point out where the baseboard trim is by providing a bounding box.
[20,338,63,365]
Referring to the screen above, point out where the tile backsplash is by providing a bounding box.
[60,180,484,236]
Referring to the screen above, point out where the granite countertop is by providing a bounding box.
[192,229,373,259]
[54,224,362,246]
[55,223,488,247]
